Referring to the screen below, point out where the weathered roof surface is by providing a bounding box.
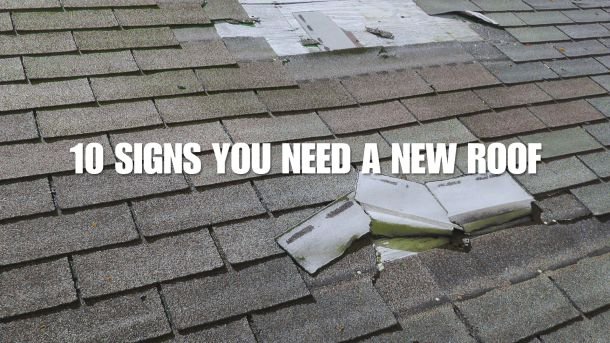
[0,0,609,342]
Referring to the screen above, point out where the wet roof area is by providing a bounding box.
[0,0,609,342]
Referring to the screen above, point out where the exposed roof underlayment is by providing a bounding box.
[215,0,481,55]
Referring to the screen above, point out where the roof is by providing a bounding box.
[0,0,609,342]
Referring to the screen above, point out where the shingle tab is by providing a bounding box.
[474,83,552,108]
[0,258,76,319]
[340,70,432,103]
[382,119,477,144]
[111,122,229,152]
[175,318,256,343]
[254,172,357,212]
[571,183,610,215]
[115,8,210,27]
[13,10,118,31]
[0,178,54,220]
[495,43,564,62]
[524,0,576,10]
[0,0,60,10]
[0,204,138,266]
[537,77,606,100]
[0,57,24,82]
[538,193,591,223]
[515,156,598,194]
[458,277,580,342]
[471,0,532,11]
[584,122,610,145]
[402,91,489,121]
[204,0,250,21]
[133,183,266,237]
[0,32,76,56]
[53,170,188,209]
[562,8,610,22]
[254,279,396,342]
[133,41,235,71]
[516,11,573,25]
[550,254,610,312]
[485,12,526,27]
[74,27,178,51]
[0,289,170,342]
[319,101,415,134]
[62,0,156,7]
[529,100,604,127]
[545,57,608,77]
[520,127,602,159]
[0,13,12,32]
[258,79,356,112]
[507,26,570,43]
[588,96,610,117]
[0,136,113,181]
[580,150,610,177]
[225,113,331,143]
[462,108,546,138]
[91,70,203,102]
[74,231,223,298]
[417,63,500,92]
[196,61,296,92]
[24,51,139,79]
[0,78,95,112]
[163,257,309,329]
[157,91,267,124]
[0,112,37,143]
[558,23,610,39]
[555,39,610,57]
[483,61,558,84]
[38,101,161,138]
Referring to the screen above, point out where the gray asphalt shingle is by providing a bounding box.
[0,204,138,266]
[13,10,118,31]
[528,100,605,127]
[224,113,331,143]
[516,156,598,194]
[163,257,309,329]
[196,61,296,92]
[0,178,54,221]
[461,108,546,138]
[258,79,357,112]
[495,43,564,62]
[520,127,602,159]
[536,77,606,99]
[382,118,477,144]
[474,83,552,108]
[483,61,558,84]
[507,26,570,43]
[319,101,415,134]
[340,70,433,103]
[0,13,12,32]
[538,193,591,223]
[571,183,610,215]
[174,319,256,343]
[417,63,500,92]
[555,39,610,57]
[580,150,610,177]
[114,8,210,27]
[0,79,95,112]
[0,57,25,82]
[516,11,573,25]
[558,23,610,39]
[0,32,76,56]
[402,90,489,121]
[133,41,235,71]
[545,57,608,77]
[584,122,610,145]
[74,28,178,51]
[24,51,139,79]
[0,112,37,143]
[0,258,76,319]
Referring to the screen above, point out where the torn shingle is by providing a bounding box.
[0,204,138,266]
[0,57,25,82]
[506,26,570,43]
[318,101,415,134]
[90,70,203,102]
[196,61,296,92]
[0,112,38,143]
[253,279,397,342]
[13,10,118,31]
[0,258,76,319]
[133,41,235,71]
[23,51,139,79]
[111,122,230,152]
[474,83,552,108]
[258,79,356,112]
[580,150,610,177]
[0,178,54,221]
[515,156,598,194]
[133,183,266,237]
[536,77,606,100]
[528,100,605,127]
[53,170,188,209]
[549,253,610,313]
[340,70,432,103]
[382,118,477,144]
[0,32,76,56]
[571,183,610,216]
[0,289,170,342]
[461,108,546,138]
[156,91,267,124]
[584,122,610,145]
[254,172,357,212]
[73,27,178,51]
[163,257,309,329]
[520,127,602,159]
[483,61,558,84]
[114,8,210,27]
[0,79,95,112]
[224,112,331,143]
[38,101,161,138]
[402,91,489,121]
[545,57,608,77]
[74,231,223,298]
[417,63,500,92]
[538,193,591,223]
[0,136,113,181]
[457,277,579,343]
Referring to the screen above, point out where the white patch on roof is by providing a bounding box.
[215,0,481,56]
